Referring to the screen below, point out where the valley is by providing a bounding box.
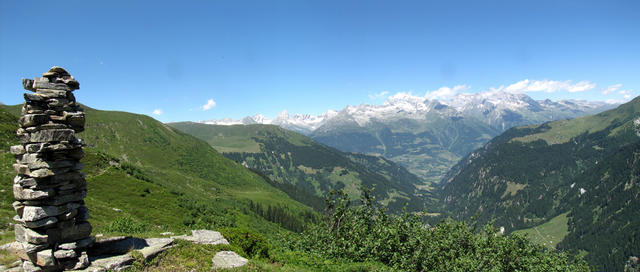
[203,91,615,184]
[167,122,432,212]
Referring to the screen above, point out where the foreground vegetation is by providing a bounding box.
[286,189,589,271]
[98,189,588,271]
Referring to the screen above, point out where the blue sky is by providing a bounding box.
[1,0,638,122]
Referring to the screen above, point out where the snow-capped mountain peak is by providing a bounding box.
[198,91,616,134]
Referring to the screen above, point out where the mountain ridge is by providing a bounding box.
[439,96,640,271]
[167,122,432,212]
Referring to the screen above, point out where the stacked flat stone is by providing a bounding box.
[10,66,92,271]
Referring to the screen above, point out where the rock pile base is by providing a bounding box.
[10,67,92,271]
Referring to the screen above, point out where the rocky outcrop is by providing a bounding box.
[211,251,248,269]
[10,67,92,271]
[172,229,229,245]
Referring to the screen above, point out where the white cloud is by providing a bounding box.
[201,99,217,111]
[425,85,471,100]
[567,81,596,93]
[369,91,389,100]
[152,109,163,115]
[504,79,595,93]
[605,98,625,105]
[602,84,622,95]
[619,89,633,99]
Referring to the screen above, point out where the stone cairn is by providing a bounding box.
[10,67,92,271]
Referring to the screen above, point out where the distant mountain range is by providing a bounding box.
[201,91,616,183]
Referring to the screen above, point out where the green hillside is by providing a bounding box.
[168,122,432,212]
[440,97,640,271]
[0,104,314,239]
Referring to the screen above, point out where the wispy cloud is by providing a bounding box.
[152,109,163,115]
[605,98,625,104]
[201,99,217,111]
[602,84,622,95]
[619,89,633,99]
[504,79,595,93]
[369,91,390,100]
[425,85,471,100]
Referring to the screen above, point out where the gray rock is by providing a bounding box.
[173,229,229,245]
[10,145,26,155]
[20,114,49,128]
[57,207,78,221]
[22,260,43,272]
[13,201,25,217]
[14,214,58,229]
[27,168,55,178]
[47,221,92,244]
[44,66,69,76]
[35,249,55,266]
[21,203,77,221]
[13,163,31,175]
[33,77,72,91]
[23,78,35,91]
[24,93,45,102]
[13,185,55,200]
[54,249,77,259]
[46,98,70,107]
[211,251,248,269]
[24,190,86,206]
[35,89,68,98]
[25,143,44,153]
[89,237,146,256]
[15,224,49,244]
[138,238,174,261]
[72,251,90,270]
[58,237,94,250]
[29,129,75,143]
[19,153,40,164]
[87,254,134,271]
[14,176,38,188]
[76,206,90,221]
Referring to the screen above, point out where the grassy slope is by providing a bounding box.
[512,212,569,249]
[169,122,433,212]
[0,105,313,237]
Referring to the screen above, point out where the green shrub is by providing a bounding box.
[221,227,270,258]
[290,188,591,271]
[104,215,149,234]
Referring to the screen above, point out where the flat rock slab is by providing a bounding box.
[212,251,248,269]
[74,237,174,271]
[138,238,174,261]
[79,254,135,272]
[173,229,229,245]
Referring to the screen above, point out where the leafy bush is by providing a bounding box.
[290,188,590,271]
[104,215,148,234]
[221,227,271,258]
